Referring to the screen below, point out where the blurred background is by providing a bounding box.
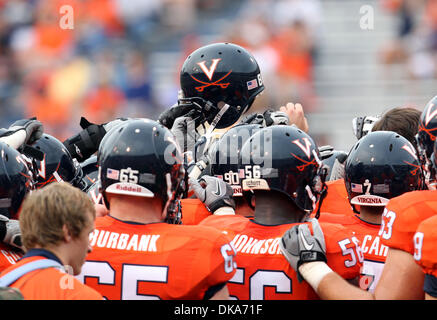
[0,0,435,151]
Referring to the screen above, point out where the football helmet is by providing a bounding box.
[345,131,423,211]
[238,125,327,215]
[98,119,185,223]
[417,95,437,188]
[180,42,264,129]
[209,123,263,196]
[30,133,84,190]
[0,142,35,219]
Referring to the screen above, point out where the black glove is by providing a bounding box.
[0,215,23,252]
[7,117,44,145]
[189,175,236,214]
[158,102,204,129]
[63,117,128,162]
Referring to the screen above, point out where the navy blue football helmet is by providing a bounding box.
[0,142,35,219]
[209,123,263,196]
[98,119,185,223]
[238,125,327,215]
[180,42,264,129]
[30,134,84,189]
[345,131,423,211]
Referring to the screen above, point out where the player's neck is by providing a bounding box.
[108,195,164,224]
[253,191,305,225]
[359,206,384,224]
[235,199,254,217]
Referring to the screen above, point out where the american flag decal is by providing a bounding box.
[351,183,363,193]
[247,79,258,90]
[107,168,120,180]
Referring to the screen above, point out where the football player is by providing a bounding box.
[318,131,424,292]
[317,106,423,217]
[199,125,363,300]
[181,123,262,225]
[280,135,437,299]
[77,119,237,300]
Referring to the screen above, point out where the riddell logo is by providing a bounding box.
[356,197,382,204]
[115,184,142,193]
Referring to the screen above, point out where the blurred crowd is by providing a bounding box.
[380,0,437,79]
[0,0,322,141]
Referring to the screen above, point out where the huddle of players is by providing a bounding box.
[0,42,435,300]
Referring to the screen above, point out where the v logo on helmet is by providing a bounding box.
[425,103,437,126]
[38,155,46,180]
[292,138,312,159]
[197,59,222,81]
[191,58,232,92]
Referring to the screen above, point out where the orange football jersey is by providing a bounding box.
[314,179,356,216]
[0,256,103,300]
[414,215,437,278]
[199,215,363,300]
[78,215,236,300]
[319,212,387,292]
[380,190,437,255]
[0,243,22,273]
[180,198,211,225]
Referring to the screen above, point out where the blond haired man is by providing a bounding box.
[0,182,102,300]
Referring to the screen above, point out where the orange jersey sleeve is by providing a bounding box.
[319,222,363,280]
[414,215,437,277]
[180,198,212,225]
[380,190,437,255]
[79,215,236,300]
[315,179,356,216]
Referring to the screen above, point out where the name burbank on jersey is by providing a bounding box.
[89,229,160,252]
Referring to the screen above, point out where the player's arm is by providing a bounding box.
[306,250,421,300]
[373,248,424,300]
